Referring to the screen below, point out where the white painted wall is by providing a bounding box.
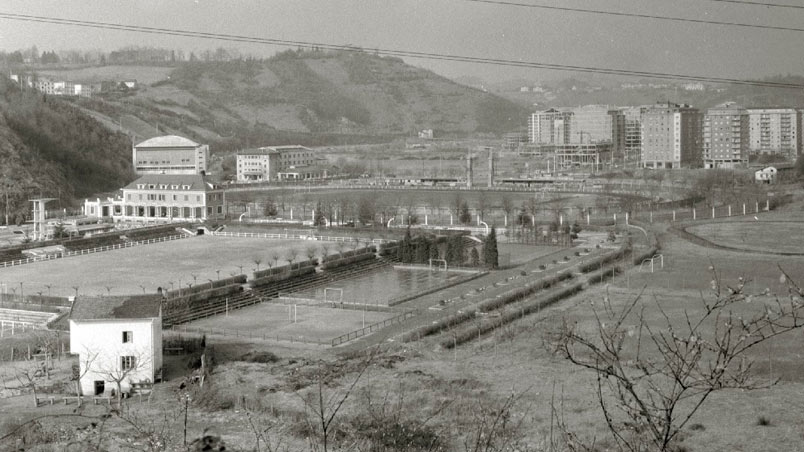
[69,318,162,396]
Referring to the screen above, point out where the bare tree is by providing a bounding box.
[301,353,375,452]
[253,258,262,272]
[305,246,317,262]
[270,251,280,269]
[320,243,331,261]
[93,349,152,404]
[285,248,299,267]
[501,196,514,225]
[553,268,804,451]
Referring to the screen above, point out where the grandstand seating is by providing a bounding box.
[0,308,58,326]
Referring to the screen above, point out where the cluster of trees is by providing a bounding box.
[395,229,498,268]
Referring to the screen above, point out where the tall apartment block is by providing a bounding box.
[641,102,703,169]
[622,106,647,166]
[746,108,801,159]
[703,102,749,169]
[528,109,572,145]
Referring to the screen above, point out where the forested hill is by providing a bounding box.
[0,77,134,221]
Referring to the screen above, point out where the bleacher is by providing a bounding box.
[124,224,189,242]
[0,308,58,327]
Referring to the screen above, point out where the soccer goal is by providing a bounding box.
[639,254,664,273]
[324,287,344,305]
[429,258,448,271]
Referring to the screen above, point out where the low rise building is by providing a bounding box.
[69,296,162,396]
[84,174,225,223]
[236,145,315,182]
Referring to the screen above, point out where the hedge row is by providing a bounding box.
[578,245,630,273]
[252,259,317,279]
[249,266,316,288]
[321,246,375,263]
[163,284,244,315]
[476,271,574,313]
[164,275,246,299]
[400,309,478,343]
[378,241,399,257]
[320,252,376,271]
[441,266,621,349]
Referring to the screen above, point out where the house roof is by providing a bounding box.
[70,296,161,321]
[237,145,312,156]
[135,135,200,148]
[123,174,218,191]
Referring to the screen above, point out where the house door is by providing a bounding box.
[94,380,105,395]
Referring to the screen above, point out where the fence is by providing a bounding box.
[169,324,330,346]
[0,234,189,269]
[330,309,419,347]
[0,320,46,338]
[211,231,389,244]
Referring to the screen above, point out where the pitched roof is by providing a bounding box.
[135,135,200,148]
[122,174,217,191]
[70,296,161,321]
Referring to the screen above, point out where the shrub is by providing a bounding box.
[239,351,279,363]
[757,416,771,426]
[520,270,527,276]
[539,264,546,270]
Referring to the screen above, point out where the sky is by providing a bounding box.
[0,0,802,84]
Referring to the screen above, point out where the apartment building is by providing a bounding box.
[641,102,703,169]
[747,108,801,159]
[236,145,316,182]
[528,109,572,145]
[703,102,749,168]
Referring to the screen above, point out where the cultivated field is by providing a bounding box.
[686,220,804,254]
[0,236,338,298]
[183,302,394,344]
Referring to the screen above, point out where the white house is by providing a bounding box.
[755,166,778,184]
[69,296,162,397]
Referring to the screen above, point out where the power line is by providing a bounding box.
[0,12,802,89]
[461,0,804,33]
[703,0,804,10]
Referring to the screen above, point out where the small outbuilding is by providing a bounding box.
[69,296,162,397]
[755,166,778,184]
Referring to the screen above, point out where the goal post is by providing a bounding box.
[324,287,344,305]
[429,258,447,271]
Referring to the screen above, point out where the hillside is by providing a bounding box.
[38,51,527,151]
[0,77,134,222]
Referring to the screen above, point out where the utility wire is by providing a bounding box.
[0,12,802,89]
[703,0,804,10]
[461,0,804,33]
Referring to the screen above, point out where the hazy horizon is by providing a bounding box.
[1,0,803,84]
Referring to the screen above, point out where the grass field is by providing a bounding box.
[0,236,337,298]
[184,302,394,343]
[687,221,804,254]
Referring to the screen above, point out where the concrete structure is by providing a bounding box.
[84,174,225,223]
[69,297,162,396]
[641,102,703,169]
[132,136,209,176]
[568,105,622,147]
[528,109,572,145]
[704,102,749,169]
[755,166,778,184]
[236,145,315,182]
[747,108,801,159]
[622,106,647,166]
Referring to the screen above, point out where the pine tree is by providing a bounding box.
[429,240,440,261]
[415,237,429,263]
[314,200,326,226]
[470,247,480,267]
[401,227,413,263]
[483,227,499,269]
[459,201,472,225]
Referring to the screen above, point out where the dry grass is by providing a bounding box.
[686,221,804,254]
[0,235,337,298]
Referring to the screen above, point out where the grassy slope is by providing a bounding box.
[41,51,527,146]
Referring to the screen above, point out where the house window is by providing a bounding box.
[121,356,136,371]
[122,331,133,343]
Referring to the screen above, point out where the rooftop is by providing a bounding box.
[70,295,161,321]
[237,145,313,155]
[123,174,218,191]
[135,135,201,148]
